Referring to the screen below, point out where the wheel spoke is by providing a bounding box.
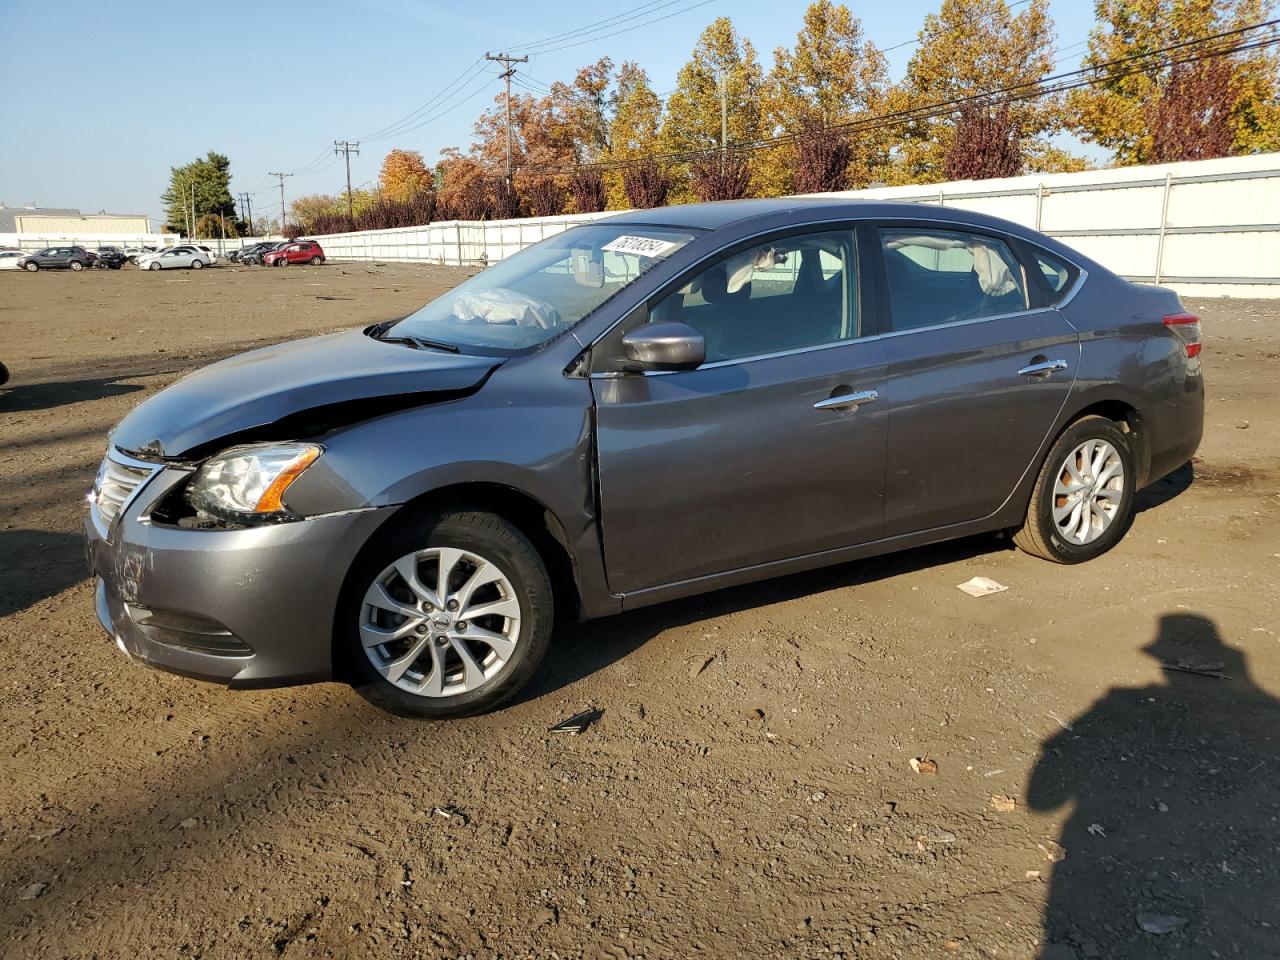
[460,595,520,623]
[1052,495,1078,523]
[1094,485,1123,502]
[366,582,420,620]
[450,637,487,688]
[394,555,438,607]
[435,547,464,607]
[454,561,504,611]
[464,625,517,661]
[1096,460,1123,487]
[1076,500,1095,541]
[422,642,447,696]
[382,636,430,683]
[360,617,423,646]
[1090,443,1111,478]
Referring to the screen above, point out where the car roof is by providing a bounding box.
[596,196,1095,267]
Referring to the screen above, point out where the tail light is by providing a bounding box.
[1163,312,1201,359]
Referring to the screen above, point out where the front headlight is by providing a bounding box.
[185,442,321,521]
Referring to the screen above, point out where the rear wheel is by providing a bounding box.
[342,509,554,718]
[70,260,83,271]
[191,259,203,269]
[1013,415,1135,563]
[309,255,322,265]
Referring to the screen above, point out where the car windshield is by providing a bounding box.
[387,224,696,353]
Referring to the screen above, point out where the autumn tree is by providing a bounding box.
[660,17,765,200]
[570,167,608,212]
[1146,57,1237,160]
[793,122,855,193]
[379,149,433,201]
[623,158,672,208]
[760,1,891,193]
[1070,0,1280,164]
[945,103,1023,179]
[689,148,753,200]
[895,0,1072,183]
[435,149,492,220]
[602,62,664,207]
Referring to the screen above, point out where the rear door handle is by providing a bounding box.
[814,389,878,411]
[1018,358,1069,377]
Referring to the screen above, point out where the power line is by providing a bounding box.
[519,19,1279,175]
[528,0,717,56]
[514,0,715,55]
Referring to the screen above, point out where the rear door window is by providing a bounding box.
[879,227,1028,332]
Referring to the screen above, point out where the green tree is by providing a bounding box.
[1069,0,1280,165]
[893,0,1073,183]
[161,150,237,237]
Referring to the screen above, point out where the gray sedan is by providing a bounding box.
[139,246,211,270]
[85,198,1204,717]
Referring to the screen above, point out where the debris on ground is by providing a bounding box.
[18,882,48,900]
[548,708,603,736]
[1037,840,1067,863]
[910,757,939,775]
[1136,912,1188,935]
[990,794,1018,812]
[1161,659,1231,679]
[1087,822,1107,837]
[688,654,717,678]
[917,826,957,844]
[431,805,470,825]
[956,576,1009,597]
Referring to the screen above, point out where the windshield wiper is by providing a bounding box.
[369,322,461,354]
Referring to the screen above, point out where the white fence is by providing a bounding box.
[310,152,1280,298]
[0,232,180,252]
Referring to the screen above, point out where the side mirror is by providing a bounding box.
[621,322,706,371]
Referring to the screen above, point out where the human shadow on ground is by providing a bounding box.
[1029,612,1280,959]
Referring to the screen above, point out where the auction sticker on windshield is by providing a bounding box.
[601,235,679,258]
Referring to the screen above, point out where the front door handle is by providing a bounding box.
[814,389,878,412]
[1018,358,1069,378]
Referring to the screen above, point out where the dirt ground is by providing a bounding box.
[1,263,1277,960]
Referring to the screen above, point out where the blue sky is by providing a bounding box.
[0,0,1100,226]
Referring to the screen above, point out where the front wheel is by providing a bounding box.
[274,258,286,267]
[24,262,38,272]
[342,510,554,718]
[148,261,161,271]
[1013,415,1136,563]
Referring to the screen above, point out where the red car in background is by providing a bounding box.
[263,240,325,266]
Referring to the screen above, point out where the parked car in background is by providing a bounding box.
[194,244,218,265]
[138,246,212,270]
[0,249,26,270]
[85,199,1205,718]
[16,246,96,271]
[94,246,127,269]
[262,240,325,266]
[229,242,275,264]
[239,242,285,266]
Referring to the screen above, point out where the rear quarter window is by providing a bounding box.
[1030,247,1080,303]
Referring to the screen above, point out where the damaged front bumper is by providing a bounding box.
[85,458,393,688]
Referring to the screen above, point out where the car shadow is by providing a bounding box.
[0,528,89,617]
[1134,460,1193,513]
[0,375,144,412]
[516,533,1002,704]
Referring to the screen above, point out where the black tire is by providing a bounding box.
[148,261,161,271]
[309,255,322,265]
[24,262,38,272]
[1013,415,1136,564]
[191,259,204,269]
[70,260,84,271]
[340,509,554,718]
[274,258,286,267]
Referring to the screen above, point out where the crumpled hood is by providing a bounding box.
[111,328,501,458]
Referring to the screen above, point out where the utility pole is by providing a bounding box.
[269,172,292,235]
[719,66,728,155]
[485,52,528,187]
[241,192,254,236]
[334,140,360,223]
[190,181,197,240]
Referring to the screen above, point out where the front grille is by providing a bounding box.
[92,449,160,527]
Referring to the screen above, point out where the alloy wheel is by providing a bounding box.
[1053,438,1125,545]
[359,547,522,697]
